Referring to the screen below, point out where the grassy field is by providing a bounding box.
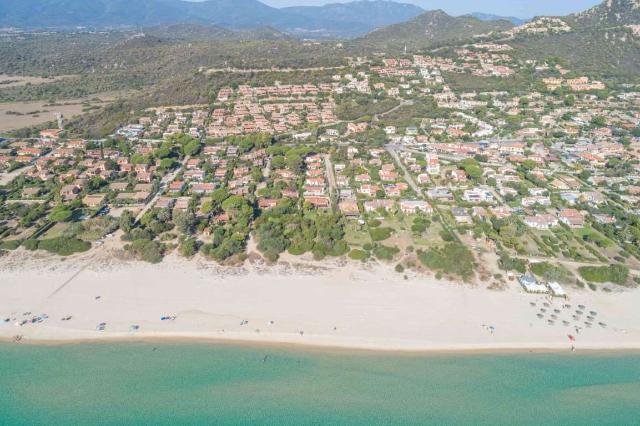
[344,221,371,247]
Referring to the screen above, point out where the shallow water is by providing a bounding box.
[1,343,639,425]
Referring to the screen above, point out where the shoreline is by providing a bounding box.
[3,332,640,356]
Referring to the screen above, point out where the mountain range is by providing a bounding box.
[0,0,425,38]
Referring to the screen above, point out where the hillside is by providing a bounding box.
[569,0,640,27]
[510,27,640,80]
[506,0,640,80]
[354,10,514,51]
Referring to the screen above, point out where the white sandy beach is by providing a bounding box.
[1,250,639,352]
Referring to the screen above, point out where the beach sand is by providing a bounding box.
[1,251,639,352]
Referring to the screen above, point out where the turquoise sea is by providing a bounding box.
[1,342,639,425]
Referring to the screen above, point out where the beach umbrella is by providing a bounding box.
[567,334,576,342]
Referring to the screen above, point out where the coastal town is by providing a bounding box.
[3,0,640,423]
[2,40,639,292]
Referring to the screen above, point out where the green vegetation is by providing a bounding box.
[530,262,573,284]
[418,243,475,281]
[578,265,629,285]
[335,94,399,121]
[127,239,165,264]
[348,249,369,261]
[372,244,400,261]
[498,252,527,274]
[254,200,347,262]
[25,237,91,256]
[369,227,393,242]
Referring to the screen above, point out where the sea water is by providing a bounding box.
[1,343,639,425]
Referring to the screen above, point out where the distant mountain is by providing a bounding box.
[0,0,423,38]
[569,0,640,27]
[467,13,528,26]
[281,1,425,38]
[0,0,283,29]
[356,10,514,51]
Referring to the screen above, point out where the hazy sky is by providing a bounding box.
[259,0,603,18]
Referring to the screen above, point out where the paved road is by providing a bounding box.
[205,65,346,74]
[323,154,337,203]
[134,155,190,224]
[386,145,422,195]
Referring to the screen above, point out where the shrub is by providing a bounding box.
[326,240,349,257]
[439,230,454,242]
[373,245,400,261]
[287,246,306,256]
[418,243,475,281]
[368,219,381,228]
[530,262,573,284]
[0,240,22,250]
[179,238,198,258]
[37,238,91,256]
[348,249,368,261]
[127,239,165,263]
[23,239,39,251]
[370,227,393,242]
[498,253,527,274]
[578,265,629,285]
[48,206,73,222]
[395,263,405,273]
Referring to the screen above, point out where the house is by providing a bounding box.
[523,214,558,230]
[258,198,279,210]
[155,197,176,209]
[364,199,394,212]
[426,156,440,175]
[379,169,398,182]
[22,187,42,198]
[133,184,153,193]
[427,187,454,201]
[115,192,150,204]
[83,194,107,208]
[593,214,615,224]
[558,209,585,228]
[109,182,129,192]
[358,184,380,196]
[355,174,371,183]
[451,207,472,224]
[471,206,488,219]
[521,196,551,207]
[399,200,432,215]
[40,129,64,140]
[559,192,580,205]
[169,181,186,192]
[174,197,191,211]
[304,196,331,208]
[191,183,216,194]
[462,187,494,203]
[339,199,360,217]
[417,173,431,184]
[60,184,81,201]
[449,169,467,182]
[490,206,512,219]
